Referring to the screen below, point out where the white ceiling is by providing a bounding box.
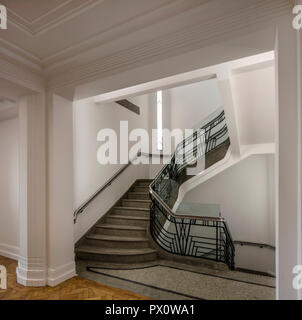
[0,0,291,100]
[2,0,66,22]
[0,0,212,70]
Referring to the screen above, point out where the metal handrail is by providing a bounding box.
[149,109,235,269]
[149,110,228,222]
[233,241,275,250]
[74,152,141,223]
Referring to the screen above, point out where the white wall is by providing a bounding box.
[73,95,150,241]
[232,65,275,145]
[0,118,19,259]
[168,79,223,131]
[144,79,223,155]
[182,154,275,274]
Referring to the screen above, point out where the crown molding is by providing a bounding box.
[0,57,45,94]
[47,0,291,91]
[0,0,202,72]
[42,0,204,70]
[0,0,292,96]
[0,39,42,72]
[6,0,105,36]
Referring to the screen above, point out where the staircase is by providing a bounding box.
[75,109,234,270]
[75,179,157,264]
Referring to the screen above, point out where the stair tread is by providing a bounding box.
[123,199,151,203]
[107,215,149,221]
[128,192,149,195]
[76,246,156,255]
[96,224,146,231]
[86,234,148,242]
[114,206,149,211]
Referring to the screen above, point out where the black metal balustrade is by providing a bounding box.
[149,109,235,269]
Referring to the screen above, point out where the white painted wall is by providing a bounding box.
[182,154,275,274]
[168,79,223,131]
[0,118,19,259]
[73,95,150,241]
[144,79,223,155]
[232,65,276,145]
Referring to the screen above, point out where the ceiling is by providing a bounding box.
[0,0,212,71]
[2,0,66,22]
[1,0,105,35]
[0,0,291,98]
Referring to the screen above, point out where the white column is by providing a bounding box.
[276,11,302,300]
[47,93,76,286]
[217,70,241,155]
[17,94,47,286]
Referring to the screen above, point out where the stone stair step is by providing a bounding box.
[76,246,157,263]
[133,186,149,193]
[111,206,149,217]
[127,192,149,200]
[105,215,149,227]
[95,223,146,237]
[84,234,149,249]
[136,180,152,187]
[121,199,151,209]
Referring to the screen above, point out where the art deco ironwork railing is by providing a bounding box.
[149,109,235,269]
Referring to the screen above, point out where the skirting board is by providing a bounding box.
[0,243,19,261]
[47,261,76,287]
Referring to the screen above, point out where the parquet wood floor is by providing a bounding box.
[0,256,151,300]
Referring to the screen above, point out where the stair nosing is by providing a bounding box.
[95,224,146,231]
[122,199,151,203]
[128,192,149,195]
[76,246,156,256]
[113,206,149,211]
[107,215,149,221]
[86,234,149,242]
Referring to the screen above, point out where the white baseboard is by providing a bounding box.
[0,243,19,261]
[47,261,76,287]
[16,256,47,286]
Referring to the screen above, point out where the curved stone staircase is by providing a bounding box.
[75,179,157,264]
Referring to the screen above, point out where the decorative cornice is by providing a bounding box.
[0,0,201,72]
[0,57,45,93]
[0,39,42,72]
[0,0,292,95]
[47,0,291,91]
[6,0,105,36]
[42,0,204,70]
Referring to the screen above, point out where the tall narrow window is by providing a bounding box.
[157,90,163,150]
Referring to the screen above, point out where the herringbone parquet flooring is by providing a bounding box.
[0,256,150,300]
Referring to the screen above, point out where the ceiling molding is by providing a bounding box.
[42,0,205,69]
[6,0,105,36]
[0,0,291,96]
[0,58,45,93]
[0,0,200,72]
[0,39,42,72]
[47,0,290,91]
